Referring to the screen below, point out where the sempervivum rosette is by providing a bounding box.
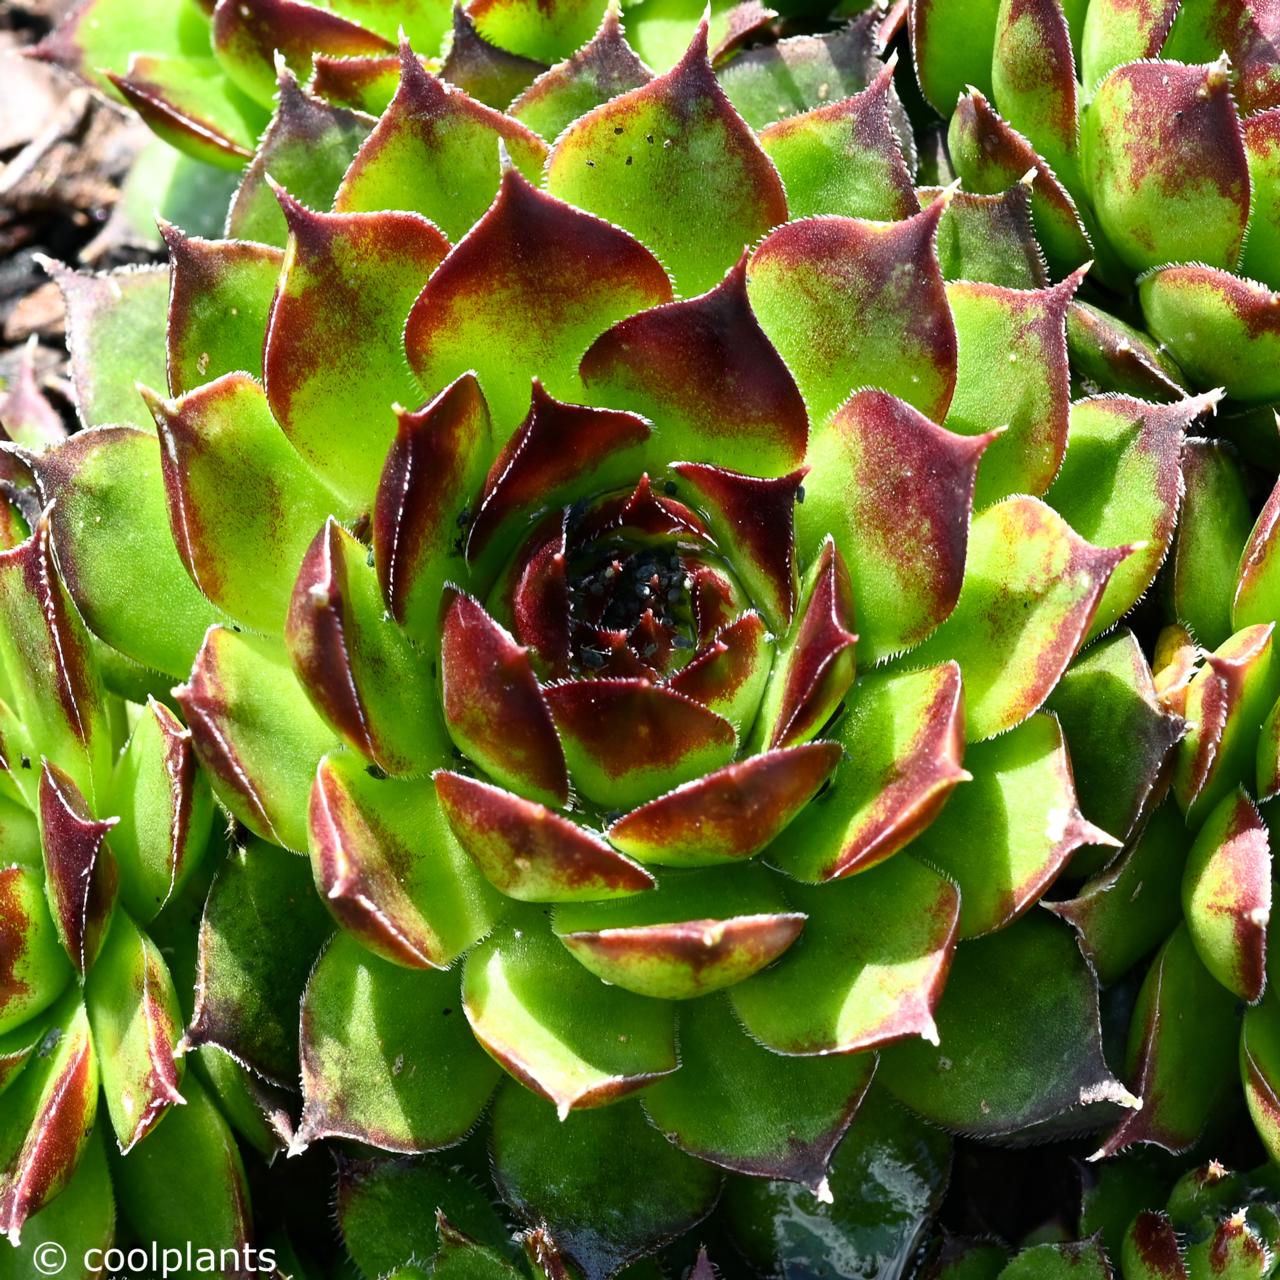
[23,12,1222,1274]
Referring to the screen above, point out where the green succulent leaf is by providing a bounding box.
[83,909,185,1153]
[491,1082,720,1280]
[1182,787,1271,1002]
[462,918,677,1113]
[0,864,71,1037]
[913,712,1118,939]
[1049,393,1219,641]
[34,427,228,679]
[882,913,1133,1137]
[1078,0,1180,92]
[176,627,338,852]
[926,182,1049,289]
[1096,924,1239,1158]
[108,1070,252,1259]
[225,69,374,247]
[732,853,959,1054]
[909,496,1128,742]
[1241,109,1280,291]
[765,661,968,884]
[438,6,548,110]
[747,202,957,427]
[1242,990,1280,1164]
[405,166,672,440]
[42,261,169,433]
[509,8,653,141]
[0,990,98,1241]
[108,698,213,924]
[544,20,787,297]
[298,931,500,1152]
[644,994,875,1193]
[1066,301,1187,400]
[1082,59,1249,275]
[184,836,335,1086]
[909,0,1001,112]
[724,1082,951,1280]
[310,756,503,968]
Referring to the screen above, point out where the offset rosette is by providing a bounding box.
[24,11,1213,1273]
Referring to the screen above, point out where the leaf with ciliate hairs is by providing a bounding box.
[404,166,671,441]
[310,756,503,969]
[883,913,1137,1138]
[544,20,786,297]
[0,863,72,1039]
[747,201,957,427]
[462,918,676,1115]
[297,932,500,1153]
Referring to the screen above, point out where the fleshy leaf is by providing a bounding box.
[1045,630,1185,849]
[435,770,654,901]
[543,19,787,297]
[798,389,991,660]
[1078,0,1180,90]
[0,864,72,1037]
[606,742,840,867]
[211,0,391,106]
[1095,924,1238,1157]
[909,0,1000,112]
[1235,472,1280,631]
[579,253,808,478]
[176,627,338,853]
[1169,439,1253,648]
[1241,109,1280,291]
[109,54,266,169]
[926,181,1049,289]
[310,756,502,967]
[1243,992,1280,1164]
[552,864,804,999]
[1182,787,1271,1002]
[108,698,213,924]
[644,995,875,1191]
[1082,59,1249,275]
[404,166,672,440]
[544,677,736,810]
[333,41,547,241]
[0,992,97,1243]
[767,662,967,884]
[185,837,335,1087]
[83,909,184,1153]
[1140,266,1280,405]
[732,853,959,1053]
[944,270,1083,507]
[758,59,918,222]
[144,372,337,634]
[491,1083,719,1279]
[286,519,447,775]
[1173,624,1279,826]
[750,537,856,750]
[1048,800,1190,985]
[462,918,677,1113]
[666,611,772,735]
[883,914,1133,1137]
[468,0,607,64]
[440,588,568,807]
[0,516,112,805]
[909,496,1127,741]
[37,762,117,977]
[373,373,493,646]
[225,68,373,247]
[747,202,957,426]
[947,90,1092,277]
[163,225,281,395]
[438,4,548,109]
[297,932,499,1152]
[33,427,227,679]
[1049,392,1220,640]
[263,193,449,512]
[42,260,169,432]
[107,1072,251,1260]
[1066,301,1188,400]
[509,6,653,141]
[913,712,1118,938]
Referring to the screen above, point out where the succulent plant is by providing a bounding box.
[0,434,278,1272]
[909,0,1280,420]
[12,0,1240,1270]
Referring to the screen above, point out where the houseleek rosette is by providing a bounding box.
[20,11,1224,1273]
